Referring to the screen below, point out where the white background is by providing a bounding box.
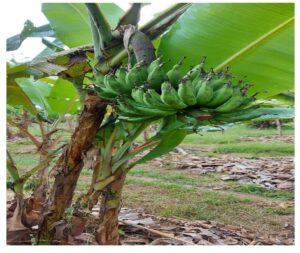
[5,2,173,62]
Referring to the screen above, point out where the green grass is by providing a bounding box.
[183,124,293,145]
[129,169,200,186]
[214,142,294,156]
[266,207,294,215]
[181,124,294,157]
[123,178,290,232]
[234,184,294,200]
[7,122,294,236]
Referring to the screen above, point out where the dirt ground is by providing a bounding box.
[7,123,294,245]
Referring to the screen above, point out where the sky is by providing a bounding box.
[5,2,173,62]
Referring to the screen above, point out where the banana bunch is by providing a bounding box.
[94,57,262,123]
[94,62,148,100]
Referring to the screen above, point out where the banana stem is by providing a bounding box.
[93,3,191,73]
[112,122,149,166]
[7,151,23,195]
[140,3,191,32]
[112,139,159,172]
[86,3,113,62]
[42,38,64,52]
[18,155,55,184]
[99,126,118,180]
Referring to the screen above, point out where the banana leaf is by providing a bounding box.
[158,3,294,98]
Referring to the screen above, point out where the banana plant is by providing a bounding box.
[6,3,294,245]
[60,3,294,245]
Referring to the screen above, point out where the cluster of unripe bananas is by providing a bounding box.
[94,57,257,123]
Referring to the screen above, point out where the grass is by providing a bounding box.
[266,207,294,215]
[214,142,294,156]
[7,122,294,236]
[181,124,293,157]
[129,169,203,186]
[123,176,291,233]
[183,124,293,145]
[234,184,294,200]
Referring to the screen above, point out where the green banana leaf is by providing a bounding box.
[6,21,54,51]
[7,81,38,115]
[272,92,294,106]
[158,3,294,98]
[135,129,189,165]
[31,39,66,64]
[15,78,53,114]
[255,107,294,120]
[46,78,81,114]
[9,77,81,117]
[42,3,124,48]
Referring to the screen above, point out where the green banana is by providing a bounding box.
[177,79,197,106]
[214,89,245,113]
[117,100,142,117]
[94,80,106,89]
[115,67,128,89]
[95,86,118,100]
[166,57,185,88]
[119,115,156,123]
[143,91,176,111]
[195,80,214,105]
[126,63,148,88]
[238,95,256,109]
[147,57,162,74]
[209,77,228,91]
[147,89,164,103]
[147,89,176,110]
[206,83,233,108]
[185,56,207,80]
[125,98,176,117]
[94,72,105,86]
[147,63,167,90]
[207,69,231,91]
[104,74,128,94]
[161,82,187,109]
[131,87,146,104]
[191,74,203,89]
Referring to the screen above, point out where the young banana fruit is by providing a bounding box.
[214,89,245,113]
[166,57,185,88]
[125,98,176,117]
[161,82,187,109]
[104,74,128,94]
[185,56,207,80]
[194,80,214,105]
[94,86,118,101]
[115,67,129,91]
[143,90,175,111]
[101,55,260,124]
[147,63,167,90]
[126,63,148,88]
[147,57,162,74]
[131,87,146,104]
[177,79,197,106]
[206,83,233,108]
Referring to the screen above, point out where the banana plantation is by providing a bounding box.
[6,2,294,246]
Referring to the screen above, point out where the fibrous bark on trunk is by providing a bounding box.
[38,93,107,243]
[96,172,127,245]
[22,154,50,228]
